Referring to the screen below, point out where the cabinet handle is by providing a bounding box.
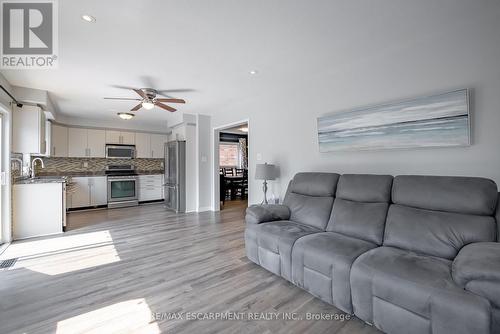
[53,147,56,156]
[151,150,154,158]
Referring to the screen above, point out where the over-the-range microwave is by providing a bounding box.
[105,145,136,159]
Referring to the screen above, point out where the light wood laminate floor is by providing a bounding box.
[0,201,381,334]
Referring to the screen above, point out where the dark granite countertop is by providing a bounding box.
[15,176,67,185]
[36,170,164,177]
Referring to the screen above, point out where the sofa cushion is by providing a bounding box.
[351,246,491,334]
[392,175,497,216]
[385,175,498,259]
[336,174,393,203]
[291,232,377,313]
[283,173,339,229]
[289,172,339,197]
[384,205,496,259]
[327,174,392,245]
[244,220,320,281]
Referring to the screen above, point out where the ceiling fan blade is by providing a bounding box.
[104,97,141,101]
[156,89,195,98]
[155,98,186,104]
[155,102,176,112]
[131,103,142,111]
[133,89,147,99]
[110,84,139,90]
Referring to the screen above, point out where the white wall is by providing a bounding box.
[211,1,500,206]
[196,114,212,211]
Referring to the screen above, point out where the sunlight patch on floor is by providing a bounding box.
[1,231,121,275]
[56,298,160,334]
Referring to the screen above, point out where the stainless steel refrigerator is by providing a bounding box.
[164,140,186,213]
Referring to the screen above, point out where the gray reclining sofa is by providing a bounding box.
[245,172,500,334]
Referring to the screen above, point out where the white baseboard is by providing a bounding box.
[197,206,212,212]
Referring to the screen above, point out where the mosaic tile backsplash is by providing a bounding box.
[34,157,164,175]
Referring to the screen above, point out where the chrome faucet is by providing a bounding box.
[31,157,45,178]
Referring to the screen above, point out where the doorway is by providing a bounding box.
[213,120,249,211]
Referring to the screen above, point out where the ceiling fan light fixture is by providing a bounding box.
[117,112,135,120]
[81,14,96,23]
[142,100,155,110]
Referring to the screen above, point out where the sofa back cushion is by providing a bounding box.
[327,174,393,245]
[384,175,498,259]
[283,173,339,230]
[496,193,500,242]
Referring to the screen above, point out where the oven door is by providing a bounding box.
[107,176,138,202]
[105,145,136,159]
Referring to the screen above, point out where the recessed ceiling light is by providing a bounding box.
[81,14,96,23]
[117,112,134,120]
[249,70,258,75]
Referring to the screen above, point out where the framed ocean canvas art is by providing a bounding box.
[317,89,470,152]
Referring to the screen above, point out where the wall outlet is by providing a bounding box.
[160,162,164,168]
[82,161,89,168]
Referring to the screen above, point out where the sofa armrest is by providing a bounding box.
[245,204,291,224]
[452,242,500,307]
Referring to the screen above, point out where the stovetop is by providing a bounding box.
[105,165,137,176]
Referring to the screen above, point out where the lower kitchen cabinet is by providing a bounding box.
[68,176,107,209]
[138,174,164,202]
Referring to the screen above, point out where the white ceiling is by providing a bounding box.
[1,0,496,132]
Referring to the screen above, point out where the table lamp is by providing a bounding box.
[255,163,276,204]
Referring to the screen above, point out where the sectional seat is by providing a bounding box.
[245,173,500,334]
[350,175,498,334]
[291,174,393,313]
[245,172,339,281]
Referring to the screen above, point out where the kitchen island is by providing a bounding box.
[13,177,67,240]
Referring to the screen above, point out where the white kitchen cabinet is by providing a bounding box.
[68,177,91,208]
[12,105,47,154]
[135,132,151,158]
[87,129,106,157]
[121,131,135,145]
[68,128,88,157]
[68,128,105,158]
[51,123,68,157]
[138,174,164,201]
[68,176,107,208]
[13,182,65,239]
[105,130,121,144]
[89,176,107,206]
[106,130,135,145]
[151,134,167,158]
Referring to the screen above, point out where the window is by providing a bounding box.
[219,143,239,167]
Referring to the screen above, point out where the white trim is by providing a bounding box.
[212,118,250,211]
[0,102,12,244]
[197,206,212,212]
[49,120,169,135]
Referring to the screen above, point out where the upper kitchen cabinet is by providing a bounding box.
[151,134,167,158]
[51,123,68,157]
[68,128,105,158]
[135,132,151,158]
[87,129,106,157]
[12,105,47,154]
[106,130,135,145]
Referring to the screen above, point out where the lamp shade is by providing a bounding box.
[255,163,276,180]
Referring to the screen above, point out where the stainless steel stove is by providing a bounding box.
[106,165,139,208]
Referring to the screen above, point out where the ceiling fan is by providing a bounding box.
[104,87,186,112]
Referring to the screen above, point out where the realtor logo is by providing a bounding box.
[1,0,58,68]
